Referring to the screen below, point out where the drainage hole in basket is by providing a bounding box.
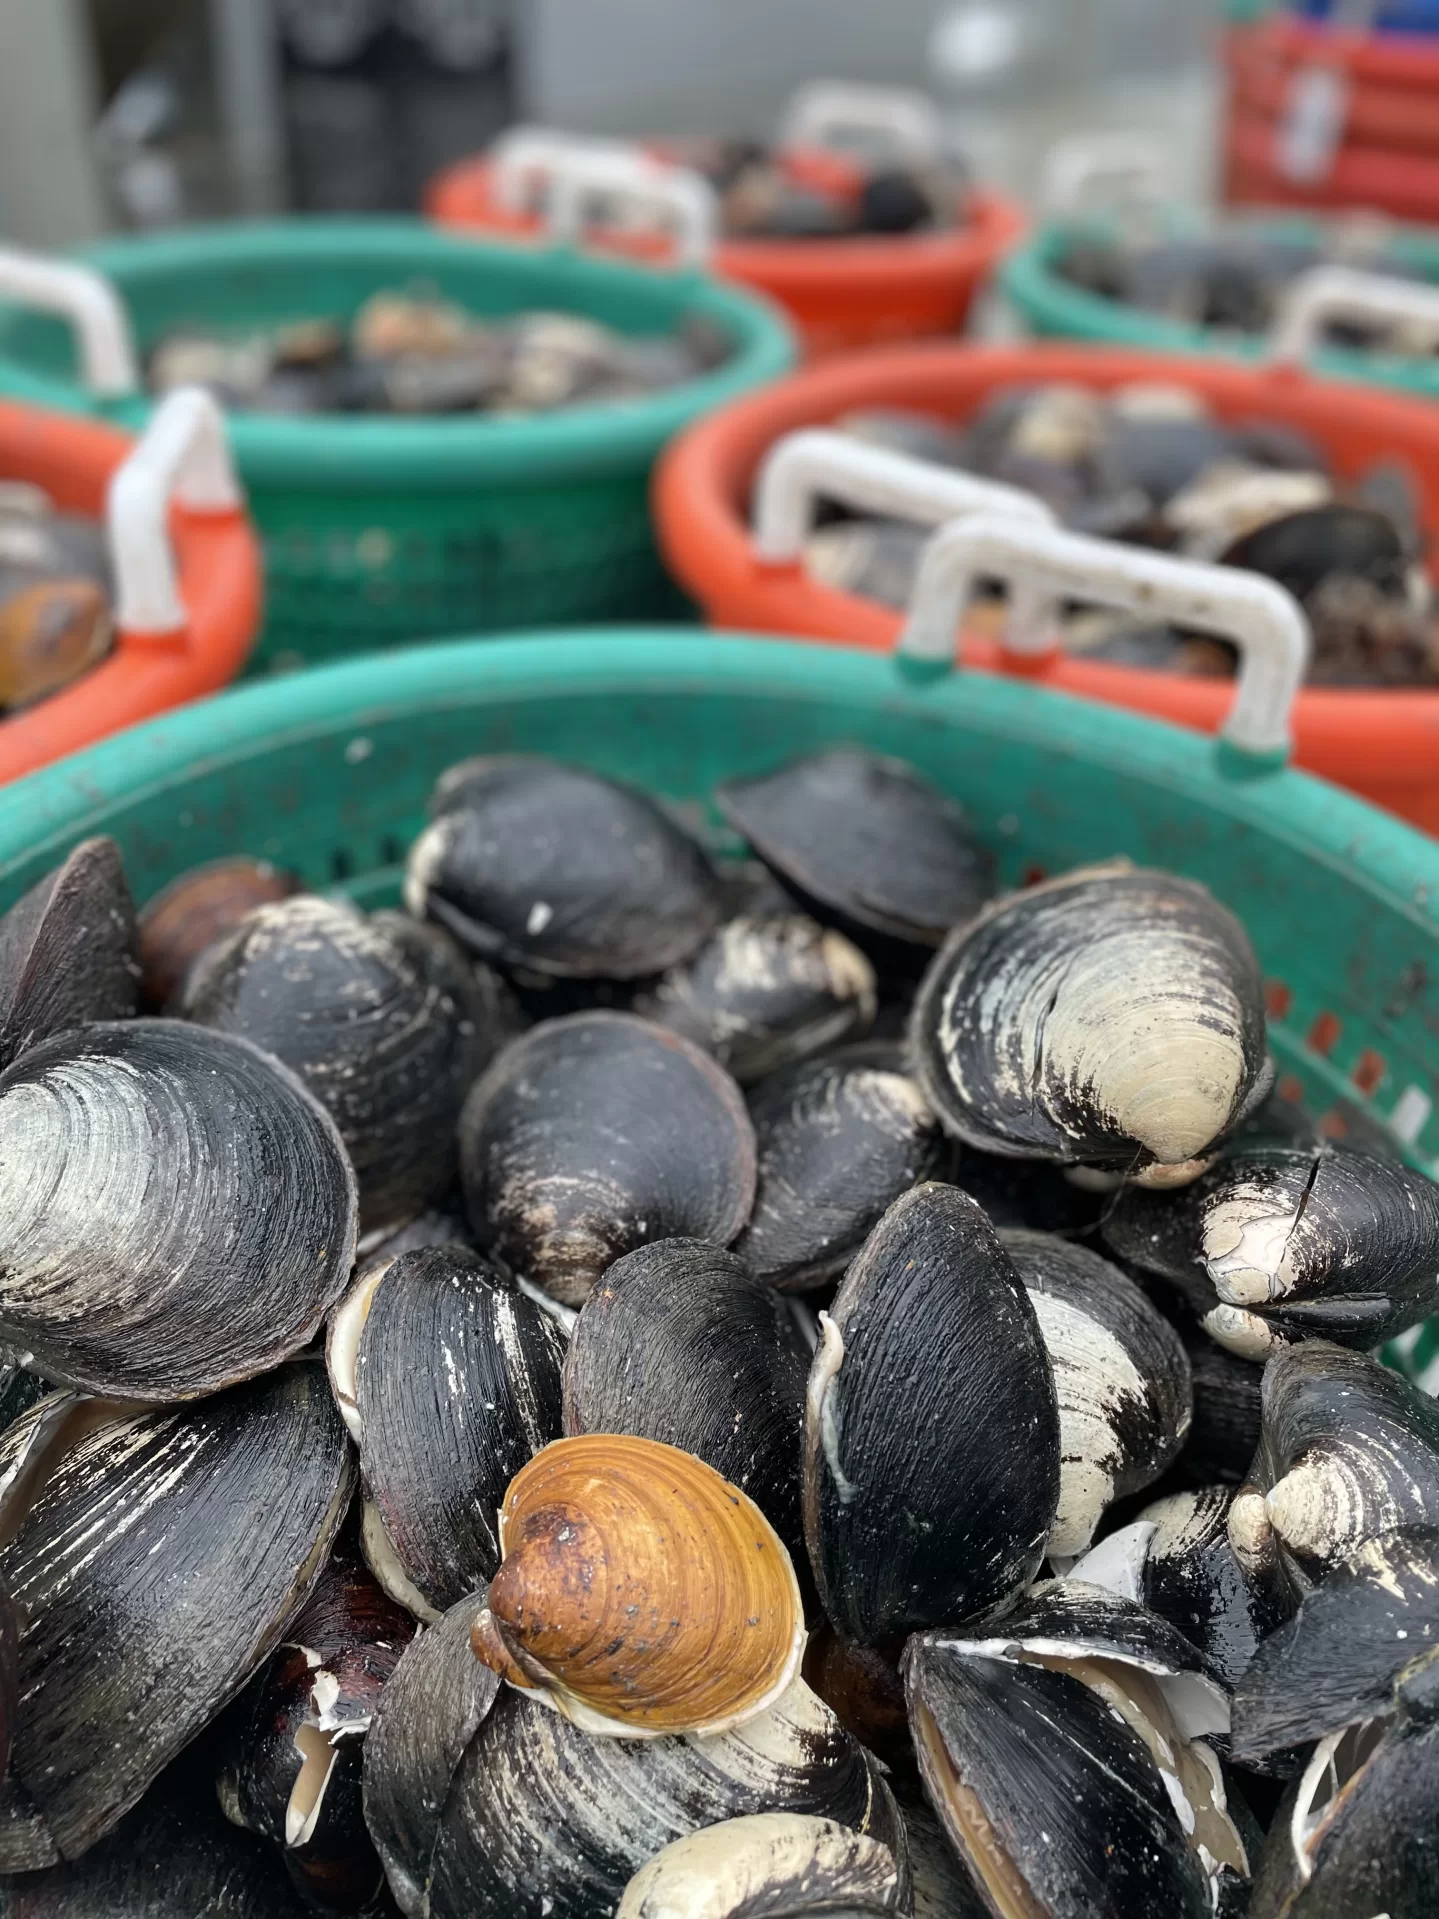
[330,848,354,884]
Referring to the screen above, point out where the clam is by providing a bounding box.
[1181,1326,1266,1485]
[0,1572,13,1784]
[0,838,138,1070]
[1222,503,1408,607]
[0,578,111,710]
[895,1786,989,1919]
[136,854,299,1010]
[803,521,931,611]
[1231,1528,1439,1919]
[354,292,473,362]
[1108,1142,1439,1360]
[1001,1229,1192,1555]
[614,1813,905,1917]
[803,1181,1060,1645]
[714,750,994,966]
[0,1019,357,1400]
[950,1144,1105,1235]
[217,1537,416,1911]
[366,1592,906,1919]
[326,1245,566,1619]
[905,1590,1248,1919]
[1237,1340,1439,1599]
[180,894,496,1234]
[732,1045,948,1291]
[912,862,1270,1175]
[562,1238,809,1564]
[0,1360,352,1868]
[404,757,723,979]
[457,1011,755,1307]
[470,1434,805,1739]
[1139,1486,1291,1693]
[801,1626,911,1771]
[634,913,877,1082]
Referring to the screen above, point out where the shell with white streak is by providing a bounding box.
[615,1812,904,1917]
[0,837,139,1072]
[910,862,1270,1173]
[326,1245,565,1620]
[1002,1228,1192,1555]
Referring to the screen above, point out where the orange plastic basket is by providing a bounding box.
[1229,18,1439,156]
[427,147,1024,360]
[654,339,1439,832]
[0,391,260,783]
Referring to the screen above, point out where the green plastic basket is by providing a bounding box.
[0,627,1435,1384]
[1002,213,1439,400]
[0,221,795,672]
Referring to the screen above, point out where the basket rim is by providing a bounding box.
[2,629,1435,933]
[0,217,796,492]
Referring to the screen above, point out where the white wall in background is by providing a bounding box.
[0,0,105,243]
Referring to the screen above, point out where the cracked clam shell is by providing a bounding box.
[0,1019,357,1400]
[180,895,496,1235]
[0,838,138,1071]
[562,1238,809,1566]
[458,1011,755,1308]
[1105,1142,1439,1359]
[911,863,1269,1172]
[471,1434,805,1739]
[614,1812,905,1917]
[367,1592,905,1919]
[1002,1228,1192,1556]
[0,1360,353,1868]
[803,1181,1059,1646]
[327,1245,565,1619]
[403,756,723,979]
[1139,1486,1290,1694]
[733,1045,949,1292]
[1240,1340,1439,1599]
[715,749,995,959]
[633,912,877,1083]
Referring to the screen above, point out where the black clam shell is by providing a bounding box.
[1221,504,1408,606]
[633,913,876,1083]
[715,749,994,957]
[1002,1229,1192,1555]
[1177,1325,1265,1486]
[0,1361,353,1867]
[458,1012,756,1307]
[403,757,723,980]
[912,863,1269,1172]
[562,1238,810,1565]
[340,1246,565,1612]
[180,896,495,1235]
[1141,1486,1288,1695]
[0,1570,14,1785]
[950,1583,1228,1691]
[733,1047,948,1292]
[803,1182,1059,1646]
[0,838,139,1072]
[905,1636,1213,1919]
[896,1784,989,1919]
[0,1020,358,1400]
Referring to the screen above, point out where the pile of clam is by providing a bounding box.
[0,482,112,713]
[0,749,1436,1917]
[662,136,970,240]
[804,383,1439,685]
[149,289,732,418]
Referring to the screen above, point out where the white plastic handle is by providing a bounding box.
[778,81,945,169]
[753,429,1054,566]
[1270,265,1439,365]
[899,514,1312,758]
[1039,134,1170,219]
[106,387,243,636]
[0,247,139,399]
[490,128,716,270]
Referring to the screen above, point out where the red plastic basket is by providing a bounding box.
[654,339,1439,832]
[0,390,260,783]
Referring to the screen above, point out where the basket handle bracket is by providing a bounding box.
[491,128,717,271]
[1270,264,1439,367]
[0,247,139,399]
[777,82,946,169]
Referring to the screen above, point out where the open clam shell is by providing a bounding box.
[715,749,995,960]
[327,1245,565,1619]
[633,913,877,1083]
[0,1020,358,1400]
[0,1017,358,1396]
[1241,1341,1439,1598]
[404,756,723,980]
[614,1813,905,1918]
[137,854,300,1011]
[911,863,1269,1173]
[1002,1229,1192,1556]
[0,1361,353,1868]
[0,838,138,1071]
[733,1046,948,1292]
[458,1012,756,1308]
[562,1239,809,1566]
[471,1434,805,1740]
[803,1182,1059,1646]
[180,895,496,1235]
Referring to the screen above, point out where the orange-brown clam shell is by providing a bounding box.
[470,1434,805,1740]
